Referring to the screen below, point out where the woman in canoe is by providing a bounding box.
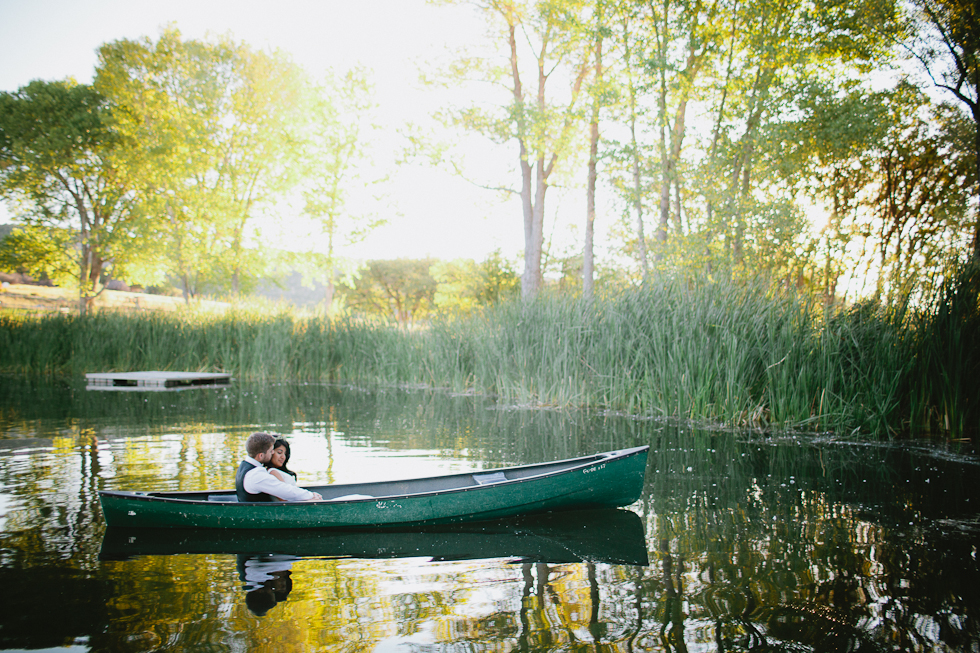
[265,437,299,487]
[236,432,320,502]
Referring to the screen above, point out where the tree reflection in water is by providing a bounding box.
[0,378,977,651]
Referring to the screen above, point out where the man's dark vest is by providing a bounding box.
[235,460,272,502]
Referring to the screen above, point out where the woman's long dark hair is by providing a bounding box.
[266,437,298,480]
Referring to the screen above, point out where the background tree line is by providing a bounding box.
[0,28,378,314]
[2,0,978,319]
[430,0,977,303]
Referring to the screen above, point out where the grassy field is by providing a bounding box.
[2,270,976,439]
[0,283,228,312]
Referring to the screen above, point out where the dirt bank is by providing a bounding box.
[0,283,228,313]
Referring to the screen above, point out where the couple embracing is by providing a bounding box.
[235,431,322,502]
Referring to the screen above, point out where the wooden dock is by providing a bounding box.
[86,371,232,392]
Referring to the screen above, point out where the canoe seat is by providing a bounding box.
[329,494,374,501]
[473,471,508,485]
[208,495,238,502]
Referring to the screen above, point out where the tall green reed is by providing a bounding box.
[902,262,980,437]
[2,270,976,437]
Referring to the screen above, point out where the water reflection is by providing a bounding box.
[239,553,296,617]
[102,509,649,630]
[100,509,650,565]
[0,376,978,651]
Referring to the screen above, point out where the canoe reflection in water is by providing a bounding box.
[100,508,649,564]
[102,508,648,618]
[238,554,295,617]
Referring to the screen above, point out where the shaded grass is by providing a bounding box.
[2,270,976,438]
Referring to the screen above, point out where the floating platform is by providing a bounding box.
[86,371,232,392]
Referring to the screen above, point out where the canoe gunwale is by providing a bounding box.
[100,446,649,507]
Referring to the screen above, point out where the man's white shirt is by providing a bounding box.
[242,457,318,501]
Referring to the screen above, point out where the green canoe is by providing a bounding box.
[99,446,649,530]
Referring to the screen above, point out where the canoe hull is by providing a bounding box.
[99,446,649,530]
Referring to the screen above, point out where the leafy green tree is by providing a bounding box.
[95,28,309,300]
[97,31,230,300]
[862,88,976,301]
[0,80,148,313]
[645,0,725,256]
[701,0,899,268]
[300,68,385,312]
[772,81,890,301]
[781,82,975,301]
[479,249,522,304]
[218,43,308,294]
[341,258,437,325]
[582,0,609,299]
[433,0,594,300]
[432,251,520,314]
[902,0,980,259]
[603,0,656,280]
[0,224,75,286]
[432,259,485,314]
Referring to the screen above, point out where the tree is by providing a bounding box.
[0,224,75,286]
[781,82,975,301]
[0,80,147,313]
[646,0,724,258]
[300,68,384,312]
[96,30,229,301]
[479,249,522,304]
[432,251,520,314]
[862,87,976,301]
[609,1,651,280]
[341,259,437,325]
[582,0,609,299]
[432,259,485,313]
[436,0,593,300]
[670,0,899,274]
[776,81,890,302]
[95,28,309,300]
[902,0,980,259]
[218,43,308,295]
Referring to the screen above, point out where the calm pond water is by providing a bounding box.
[0,376,978,652]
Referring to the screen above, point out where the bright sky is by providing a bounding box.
[0,0,568,265]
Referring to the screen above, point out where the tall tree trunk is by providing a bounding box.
[501,11,589,300]
[524,33,552,301]
[510,23,538,301]
[652,8,705,259]
[529,156,547,297]
[650,0,670,259]
[667,91,694,237]
[632,125,648,279]
[733,144,754,264]
[974,121,980,261]
[727,67,773,263]
[655,65,670,253]
[621,10,647,279]
[76,200,92,315]
[705,0,739,245]
[325,226,336,313]
[584,8,603,301]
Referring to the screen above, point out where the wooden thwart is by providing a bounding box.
[86,371,232,392]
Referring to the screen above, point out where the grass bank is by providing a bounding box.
[2,271,976,438]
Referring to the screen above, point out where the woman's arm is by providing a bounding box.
[269,468,286,500]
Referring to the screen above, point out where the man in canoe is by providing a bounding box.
[236,432,323,502]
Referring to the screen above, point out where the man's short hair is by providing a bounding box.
[246,432,276,458]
